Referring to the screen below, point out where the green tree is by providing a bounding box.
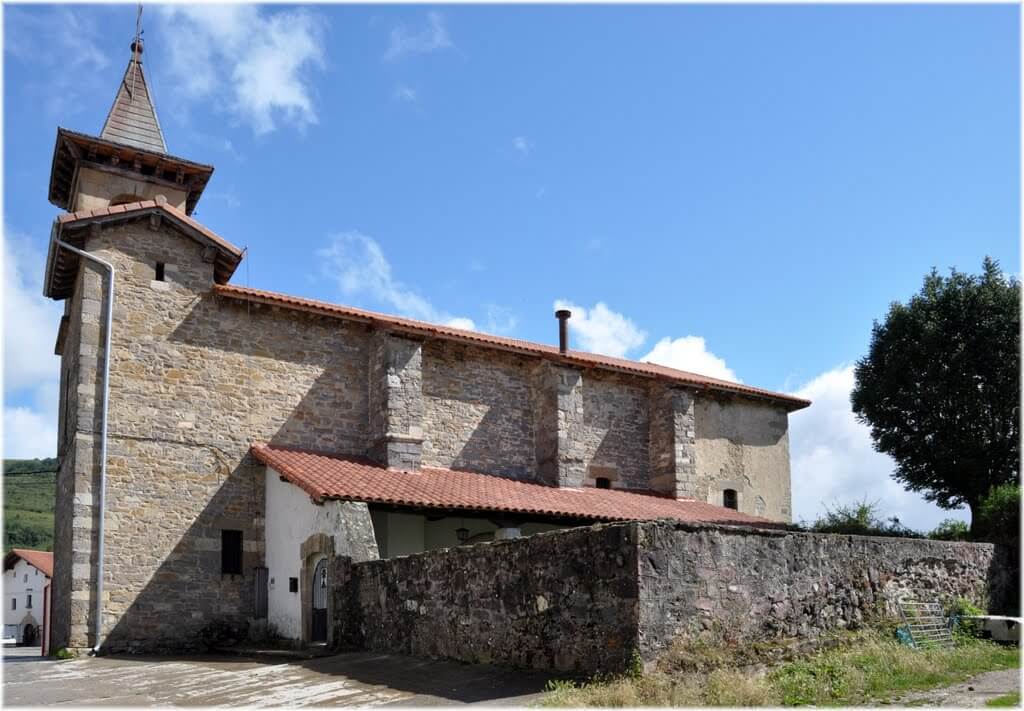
[851,258,1020,533]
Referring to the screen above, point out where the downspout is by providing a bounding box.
[49,224,114,654]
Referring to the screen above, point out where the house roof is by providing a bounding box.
[100,41,167,153]
[251,443,781,527]
[44,199,244,300]
[218,284,811,411]
[4,549,54,578]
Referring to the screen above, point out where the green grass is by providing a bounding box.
[986,691,1021,707]
[3,459,57,553]
[542,632,1021,707]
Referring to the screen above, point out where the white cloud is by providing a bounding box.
[3,231,61,459]
[483,305,518,336]
[789,364,969,533]
[384,12,453,62]
[393,84,418,103]
[5,7,110,117]
[318,232,475,330]
[552,300,647,358]
[513,136,532,155]
[642,336,740,383]
[157,5,325,134]
[4,235,61,391]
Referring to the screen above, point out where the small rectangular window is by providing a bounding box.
[25,594,32,609]
[289,577,299,593]
[221,530,243,576]
[723,489,738,510]
[10,598,15,611]
[595,477,611,489]
[155,262,166,281]
[23,574,27,583]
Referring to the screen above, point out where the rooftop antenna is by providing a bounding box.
[128,2,143,104]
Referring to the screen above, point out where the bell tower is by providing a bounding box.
[47,37,214,217]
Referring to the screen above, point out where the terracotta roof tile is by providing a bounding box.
[4,549,54,577]
[251,443,781,528]
[218,285,810,410]
[57,200,242,257]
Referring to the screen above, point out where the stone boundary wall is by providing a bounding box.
[331,523,640,674]
[636,520,1012,659]
[330,520,1011,675]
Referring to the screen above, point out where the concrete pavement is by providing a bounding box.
[2,646,554,707]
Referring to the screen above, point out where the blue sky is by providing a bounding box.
[3,4,1019,530]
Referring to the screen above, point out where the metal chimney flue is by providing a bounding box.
[555,309,571,354]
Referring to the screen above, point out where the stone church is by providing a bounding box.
[43,39,810,652]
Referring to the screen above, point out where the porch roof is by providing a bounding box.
[251,443,780,528]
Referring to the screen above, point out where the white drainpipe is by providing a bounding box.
[50,225,115,654]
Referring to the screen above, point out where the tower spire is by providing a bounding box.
[100,8,167,154]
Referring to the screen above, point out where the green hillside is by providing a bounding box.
[4,458,57,553]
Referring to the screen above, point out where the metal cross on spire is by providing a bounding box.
[129,2,143,104]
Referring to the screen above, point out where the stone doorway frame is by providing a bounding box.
[300,533,335,644]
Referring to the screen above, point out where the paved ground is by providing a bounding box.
[892,668,1021,707]
[2,646,554,707]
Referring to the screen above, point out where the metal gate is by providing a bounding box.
[311,558,328,642]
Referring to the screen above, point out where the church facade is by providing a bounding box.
[44,41,809,652]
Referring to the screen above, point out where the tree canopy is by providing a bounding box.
[851,257,1019,529]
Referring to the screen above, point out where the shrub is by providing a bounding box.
[929,519,970,541]
[976,484,1020,545]
[804,499,922,538]
[53,647,74,660]
[946,597,986,639]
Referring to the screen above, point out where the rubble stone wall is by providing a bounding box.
[330,519,1009,675]
[331,523,641,674]
[637,520,1011,658]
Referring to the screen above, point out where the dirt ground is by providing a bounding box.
[891,668,1022,707]
[1,646,553,707]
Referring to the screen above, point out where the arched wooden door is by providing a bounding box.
[311,557,328,642]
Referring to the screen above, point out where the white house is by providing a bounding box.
[3,549,52,645]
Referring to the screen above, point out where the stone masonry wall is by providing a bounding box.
[421,340,535,479]
[331,523,640,674]
[694,397,792,521]
[636,520,1011,659]
[58,219,373,652]
[329,520,1009,675]
[52,215,797,652]
[581,372,650,490]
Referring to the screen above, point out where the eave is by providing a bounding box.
[48,128,214,216]
[44,199,243,301]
